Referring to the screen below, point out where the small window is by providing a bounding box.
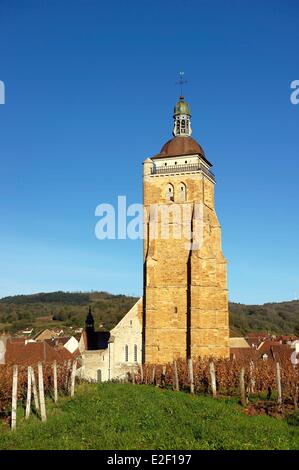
[134,344,138,362]
[175,161,177,165]
[166,183,174,201]
[179,183,186,201]
[125,344,129,362]
[185,160,187,164]
[174,307,178,314]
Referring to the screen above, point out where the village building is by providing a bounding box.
[229,337,250,349]
[2,336,77,365]
[45,336,79,355]
[34,328,64,341]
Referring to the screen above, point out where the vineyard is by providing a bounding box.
[131,357,299,415]
[0,361,76,428]
[1,357,299,432]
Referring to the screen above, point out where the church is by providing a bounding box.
[78,94,229,382]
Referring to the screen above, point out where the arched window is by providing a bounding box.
[125,344,129,362]
[166,183,174,201]
[179,183,186,201]
[134,344,138,363]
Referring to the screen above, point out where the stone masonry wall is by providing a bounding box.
[143,163,229,364]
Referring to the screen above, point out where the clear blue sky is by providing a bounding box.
[0,0,298,304]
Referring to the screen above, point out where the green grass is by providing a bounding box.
[0,383,299,450]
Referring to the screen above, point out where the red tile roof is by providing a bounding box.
[45,337,70,349]
[231,341,296,363]
[5,338,75,365]
[230,347,256,361]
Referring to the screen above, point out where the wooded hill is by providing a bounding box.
[0,291,138,333]
[0,291,299,336]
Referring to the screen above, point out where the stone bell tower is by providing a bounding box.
[142,96,229,364]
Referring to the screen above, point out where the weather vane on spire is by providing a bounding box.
[176,71,187,98]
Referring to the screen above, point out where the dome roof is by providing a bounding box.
[159,136,205,158]
[174,96,191,116]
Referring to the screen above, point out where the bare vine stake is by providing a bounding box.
[188,359,194,394]
[11,365,18,430]
[294,385,298,411]
[53,361,58,403]
[65,360,71,390]
[161,365,166,387]
[38,362,47,422]
[140,364,144,384]
[276,362,282,406]
[209,361,217,398]
[239,367,246,406]
[249,360,255,394]
[25,366,32,419]
[173,361,179,391]
[132,369,135,385]
[152,365,156,384]
[70,361,77,397]
[31,368,39,411]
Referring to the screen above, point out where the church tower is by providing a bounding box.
[142,96,229,364]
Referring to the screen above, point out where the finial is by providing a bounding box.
[176,71,187,97]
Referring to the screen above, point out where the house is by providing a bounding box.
[255,339,296,363]
[230,347,256,362]
[34,329,60,341]
[229,337,250,349]
[0,335,8,365]
[21,328,33,335]
[2,337,75,365]
[290,339,299,351]
[245,333,270,349]
[45,336,79,355]
[229,336,254,361]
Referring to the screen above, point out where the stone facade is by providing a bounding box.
[110,298,142,378]
[78,299,142,381]
[143,164,229,363]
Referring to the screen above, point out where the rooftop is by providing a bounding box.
[152,136,209,163]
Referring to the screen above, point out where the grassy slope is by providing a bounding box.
[0,384,298,450]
